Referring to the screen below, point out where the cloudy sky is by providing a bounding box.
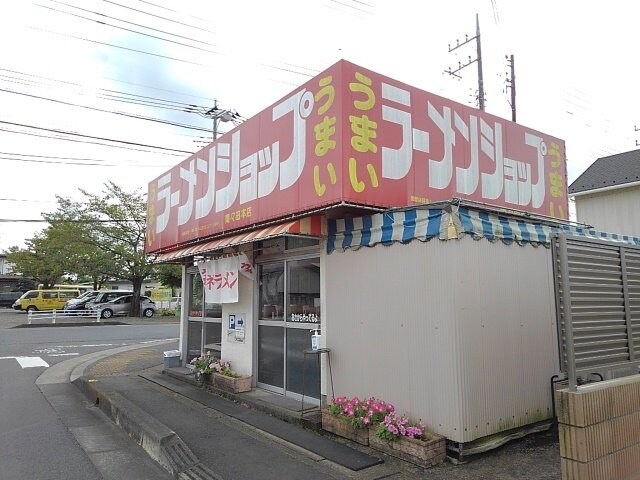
[1,0,638,250]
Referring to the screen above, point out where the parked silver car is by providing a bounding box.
[84,290,133,308]
[88,294,155,319]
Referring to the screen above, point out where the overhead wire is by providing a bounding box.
[29,26,211,67]
[134,0,210,23]
[100,0,216,35]
[0,121,192,155]
[47,0,214,46]
[0,68,211,113]
[0,151,111,162]
[36,3,219,55]
[0,67,214,104]
[0,155,116,166]
[0,87,212,132]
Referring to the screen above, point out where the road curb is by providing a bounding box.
[73,376,198,475]
[71,347,222,479]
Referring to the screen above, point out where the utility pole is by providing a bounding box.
[475,14,485,111]
[184,101,244,142]
[445,13,485,111]
[202,100,243,140]
[212,99,219,140]
[505,54,516,122]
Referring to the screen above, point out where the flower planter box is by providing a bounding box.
[321,409,369,445]
[212,373,252,393]
[368,429,446,468]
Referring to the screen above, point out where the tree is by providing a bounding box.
[46,181,154,316]
[45,198,115,290]
[155,264,182,295]
[7,231,65,288]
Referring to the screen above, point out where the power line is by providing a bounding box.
[37,2,219,55]
[0,126,182,157]
[0,121,192,154]
[0,68,211,114]
[135,0,210,24]
[47,0,214,46]
[328,0,373,14]
[2,151,122,163]
[30,26,211,67]
[0,87,211,132]
[0,218,143,223]
[0,198,56,203]
[100,0,217,35]
[0,67,213,104]
[0,155,115,167]
[0,151,173,168]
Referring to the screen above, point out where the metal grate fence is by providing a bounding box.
[553,232,640,390]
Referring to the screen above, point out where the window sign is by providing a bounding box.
[234,314,245,343]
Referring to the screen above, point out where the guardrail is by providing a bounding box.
[27,309,102,325]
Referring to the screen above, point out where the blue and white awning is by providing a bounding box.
[327,206,640,253]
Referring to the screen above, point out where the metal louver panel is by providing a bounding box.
[625,249,640,352]
[553,233,639,389]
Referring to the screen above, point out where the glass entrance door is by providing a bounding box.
[257,257,321,401]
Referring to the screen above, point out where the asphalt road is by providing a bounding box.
[0,309,562,479]
[0,308,179,479]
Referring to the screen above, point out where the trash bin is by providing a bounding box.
[163,350,181,368]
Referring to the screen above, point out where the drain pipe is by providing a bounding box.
[550,374,568,426]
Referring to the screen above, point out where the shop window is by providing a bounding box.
[287,258,320,323]
[187,271,223,364]
[187,320,203,363]
[189,273,222,318]
[204,322,222,357]
[286,236,319,250]
[257,236,319,255]
[259,262,284,320]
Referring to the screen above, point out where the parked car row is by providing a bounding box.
[11,289,155,318]
[87,294,156,319]
[63,290,132,311]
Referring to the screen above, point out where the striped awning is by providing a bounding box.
[155,216,323,262]
[327,207,640,253]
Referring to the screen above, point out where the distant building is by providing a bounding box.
[569,149,640,236]
[0,253,24,292]
[99,278,163,294]
[0,253,13,275]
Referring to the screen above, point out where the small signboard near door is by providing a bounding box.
[228,313,245,343]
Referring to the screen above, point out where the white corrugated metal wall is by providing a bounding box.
[575,187,640,237]
[323,236,559,443]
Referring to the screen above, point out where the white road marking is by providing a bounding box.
[34,348,64,354]
[50,343,128,348]
[48,353,80,357]
[16,356,49,368]
[140,338,179,344]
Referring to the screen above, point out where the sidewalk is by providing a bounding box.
[76,344,562,480]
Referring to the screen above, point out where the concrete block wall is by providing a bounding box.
[556,375,640,480]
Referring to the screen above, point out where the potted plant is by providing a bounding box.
[189,352,216,383]
[210,359,252,393]
[369,412,446,468]
[322,396,394,445]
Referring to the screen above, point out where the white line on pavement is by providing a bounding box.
[48,353,80,357]
[16,357,49,368]
[50,343,128,348]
